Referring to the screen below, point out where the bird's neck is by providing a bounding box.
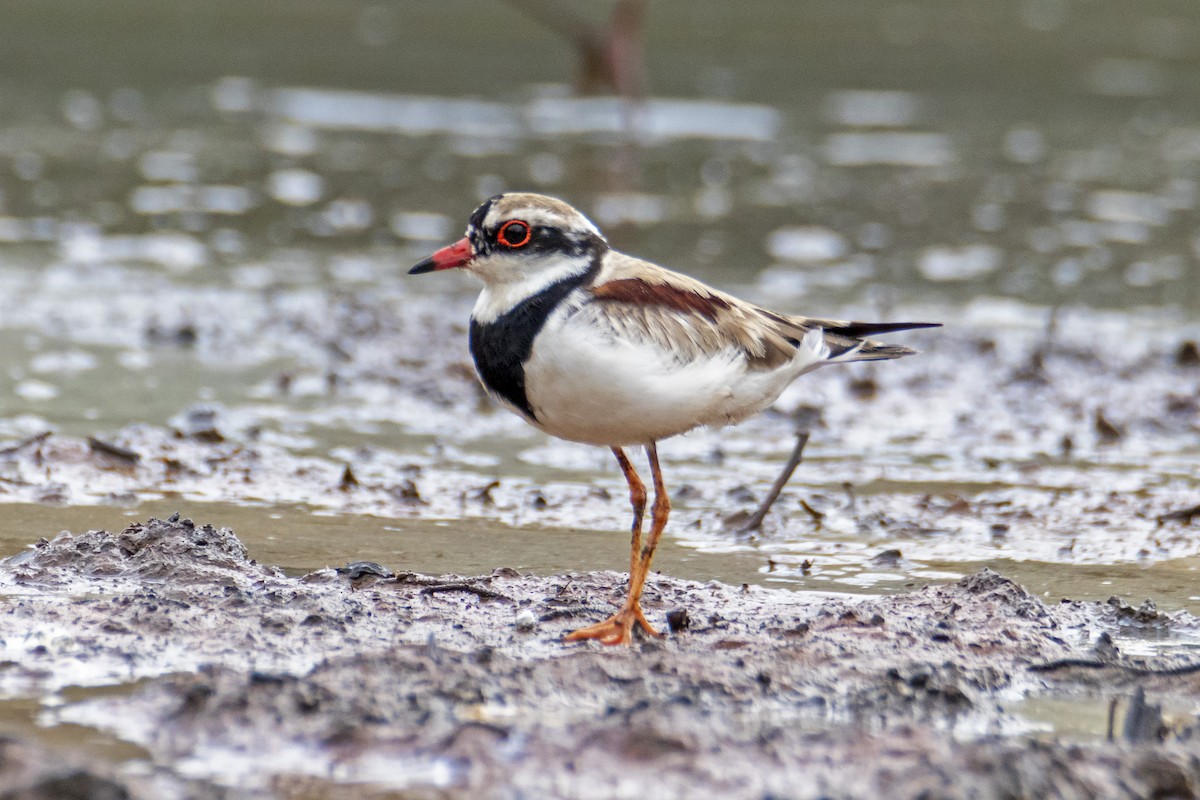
[472,253,599,324]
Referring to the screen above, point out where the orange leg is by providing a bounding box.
[610,446,646,576]
[565,443,670,645]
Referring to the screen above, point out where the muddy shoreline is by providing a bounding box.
[1,266,1198,799]
[1,515,1198,798]
[3,3,1200,797]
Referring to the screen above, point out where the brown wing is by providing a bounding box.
[585,252,939,367]
[585,254,799,369]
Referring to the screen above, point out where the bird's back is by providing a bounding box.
[587,250,937,369]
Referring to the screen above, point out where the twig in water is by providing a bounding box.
[0,431,51,457]
[1157,503,1200,526]
[1028,658,1200,677]
[88,437,141,464]
[734,431,810,534]
[1106,697,1117,743]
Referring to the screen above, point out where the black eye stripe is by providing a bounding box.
[471,221,607,261]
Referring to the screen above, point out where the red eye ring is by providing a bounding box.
[498,219,532,248]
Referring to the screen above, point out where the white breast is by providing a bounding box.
[521,309,830,446]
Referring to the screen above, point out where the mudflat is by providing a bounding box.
[2,514,1199,799]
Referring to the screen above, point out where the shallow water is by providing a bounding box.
[3,494,1200,620]
[2,0,1200,582]
[1,6,1200,770]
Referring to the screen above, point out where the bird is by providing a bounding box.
[410,192,938,646]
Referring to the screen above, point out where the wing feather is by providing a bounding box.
[582,252,938,368]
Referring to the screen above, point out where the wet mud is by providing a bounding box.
[0,292,1197,586]
[4,515,1200,798]
[2,3,1200,797]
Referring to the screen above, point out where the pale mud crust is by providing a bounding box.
[3,517,1200,799]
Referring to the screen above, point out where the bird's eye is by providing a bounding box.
[497,220,532,248]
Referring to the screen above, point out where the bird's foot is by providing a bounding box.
[564,603,660,646]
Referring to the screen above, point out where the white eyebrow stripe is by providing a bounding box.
[478,193,605,240]
[484,206,556,229]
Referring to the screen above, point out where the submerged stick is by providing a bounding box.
[1157,503,1200,526]
[735,431,811,534]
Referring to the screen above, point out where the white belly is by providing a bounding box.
[521,314,827,446]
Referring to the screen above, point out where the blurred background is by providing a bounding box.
[2,0,1199,310]
[0,0,1198,602]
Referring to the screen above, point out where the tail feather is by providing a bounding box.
[817,320,941,339]
[829,340,919,362]
[766,311,938,365]
[810,318,940,362]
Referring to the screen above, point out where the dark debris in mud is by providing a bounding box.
[0,737,131,800]
[1158,503,1200,526]
[2,516,1200,798]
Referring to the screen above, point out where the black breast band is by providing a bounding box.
[469,258,601,420]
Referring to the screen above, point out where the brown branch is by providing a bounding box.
[1157,503,1200,526]
[419,583,512,602]
[734,431,811,534]
[88,437,141,464]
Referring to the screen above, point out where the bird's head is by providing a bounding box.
[409,193,607,287]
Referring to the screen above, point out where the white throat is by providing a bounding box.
[470,253,594,323]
